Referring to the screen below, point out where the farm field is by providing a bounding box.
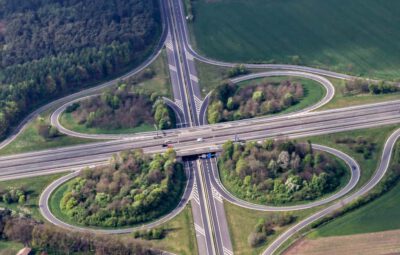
[284,229,400,255]
[189,0,400,80]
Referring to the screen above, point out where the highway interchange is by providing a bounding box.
[1,0,400,254]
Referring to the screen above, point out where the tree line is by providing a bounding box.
[0,0,161,140]
[219,139,345,204]
[60,149,185,227]
[67,82,175,131]
[0,208,158,255]
[207,80,304,124]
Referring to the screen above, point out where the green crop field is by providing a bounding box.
[189,0,400,80]
[311,181,400,237]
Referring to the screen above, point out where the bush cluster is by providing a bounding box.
[208,80,304,124]
[335,136,376,159]
[248,213,295,247]
[342,79,399,96]
[68,84,175,130]
[59,149,185,227]
[219,140,345,204]
[0,188,27,204]
[133,227,165,240]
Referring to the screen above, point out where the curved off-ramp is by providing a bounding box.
[39,161,194,234]
[262,128,400,255]
[50,70,335,140]
[230,70,335,114]
[208,144,359,212]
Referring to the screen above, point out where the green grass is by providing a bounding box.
[189,0,400,81]
[48,179,73,226]
[0,112,97,156]
[307,138,400,238]
[60,112,155,135]
[320,78,400,110]
[0,241,24,255]
[224,201,321,255]
[132,50,172,98]
[310,181,400,238]
[151,204,198,255]
[0,173,65,220]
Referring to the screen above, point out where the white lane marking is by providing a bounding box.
[223,246,234,255]
[194,95,203,113]
[192,179,200,205]
[175,99,184,112]
[194,223,205,236]
[212,186,223,203]
[190,74,199,83]
[186,50,194,60]
[169,64,177,72]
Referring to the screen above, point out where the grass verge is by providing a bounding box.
[151,204,198,255]
[302,125,399,189]
[224,201,321,255]
[0,111,97,156]
[0,240,24,255]
[60,112,155,135]
[0,173,66,220]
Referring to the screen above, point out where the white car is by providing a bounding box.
[196,138,204,142]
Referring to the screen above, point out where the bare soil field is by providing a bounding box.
[284,229,400,255]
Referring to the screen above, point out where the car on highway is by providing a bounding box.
[162,140,173,147]
[197,137,204,142]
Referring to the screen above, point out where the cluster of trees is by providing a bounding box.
[60,149,185,227]
[219,139,345,204]
[248,214,295,247]
[0,188,26,204]
[68,83,175,130]
[335,136,376,159]
[0,0,161,140]
[342,79,399,96]
[0,209,157,254]
[208,81,304,124]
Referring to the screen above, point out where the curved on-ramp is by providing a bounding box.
[39,161,194,234]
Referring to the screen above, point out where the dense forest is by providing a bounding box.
[0,209,156,254]
[66,82,175,130]
[0,0,161,140]
[59,149,185,227]
[207,80,304,124]
[219,139,346,204]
